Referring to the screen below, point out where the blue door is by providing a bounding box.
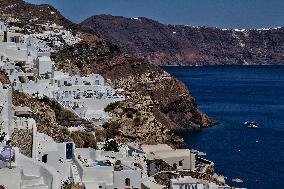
[66,143,73,159]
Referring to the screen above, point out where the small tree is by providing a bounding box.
[115,160,122,165]
[173,163,177,170]
[104,102,120,112]
[126,111,133,118]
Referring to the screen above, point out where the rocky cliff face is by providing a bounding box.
[81,15,284,66]
[1,1,214,147]
[55,34,213,147]
[0,0,74,28]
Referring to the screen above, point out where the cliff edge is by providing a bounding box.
[81,15,284,66]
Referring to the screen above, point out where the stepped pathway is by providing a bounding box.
[21,176,48,189]
[71,161,82,184]
[21,169,48,189]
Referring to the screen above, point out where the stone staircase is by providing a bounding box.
[21,170,49,189]
[71,162,82,184]
[142,177,165,189]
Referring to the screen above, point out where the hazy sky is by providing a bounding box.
[25,0,284,29]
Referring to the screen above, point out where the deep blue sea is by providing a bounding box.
[164,65,284,189]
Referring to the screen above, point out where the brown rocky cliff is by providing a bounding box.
[59,36,213,130]
[12,91,69,143]
[0,1,214,147]
[81,15,284,66]
[55,32,214,147]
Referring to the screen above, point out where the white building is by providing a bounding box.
[53,74,125,121]
[36,56,54,78]
[32,29,81,47]
[170,176,231,189]
[141,144,196,171]
[74,148,142,189]
[0,82,61,189]
[0,40,28,64]
[35,133,75,183]
[0,147,61,189]
[27,37,51,57]
[0,21,7,42]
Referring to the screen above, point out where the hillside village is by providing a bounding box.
[0,9,242,189]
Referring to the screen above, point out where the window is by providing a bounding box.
[125,178,130,186]
[99,186,102,188]
[179,160,183,166]
[42,154,48,163]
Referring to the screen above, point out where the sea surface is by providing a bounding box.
[163,65,284,189]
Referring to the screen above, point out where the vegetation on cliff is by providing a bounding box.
[12,91,97,148]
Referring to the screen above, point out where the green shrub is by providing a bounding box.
[123,107,137,114]
[71,131,97,149]
[126,111,134,118]
[37,96,76,120]
[104,102,120,112]
[104,121,120,139]
[133,117,141,127]
[115,160,122,165]
[173,163,177,170]
[102,122,110,129]
[60,127,70,135]
[103,140,119,152]
[60,109,76,119]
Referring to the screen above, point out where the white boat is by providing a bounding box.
[244,121,258,128]
[232,178,243,183]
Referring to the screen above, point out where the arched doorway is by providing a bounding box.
[125,178,130,186]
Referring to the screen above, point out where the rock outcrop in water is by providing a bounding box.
[81,15,284,66]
